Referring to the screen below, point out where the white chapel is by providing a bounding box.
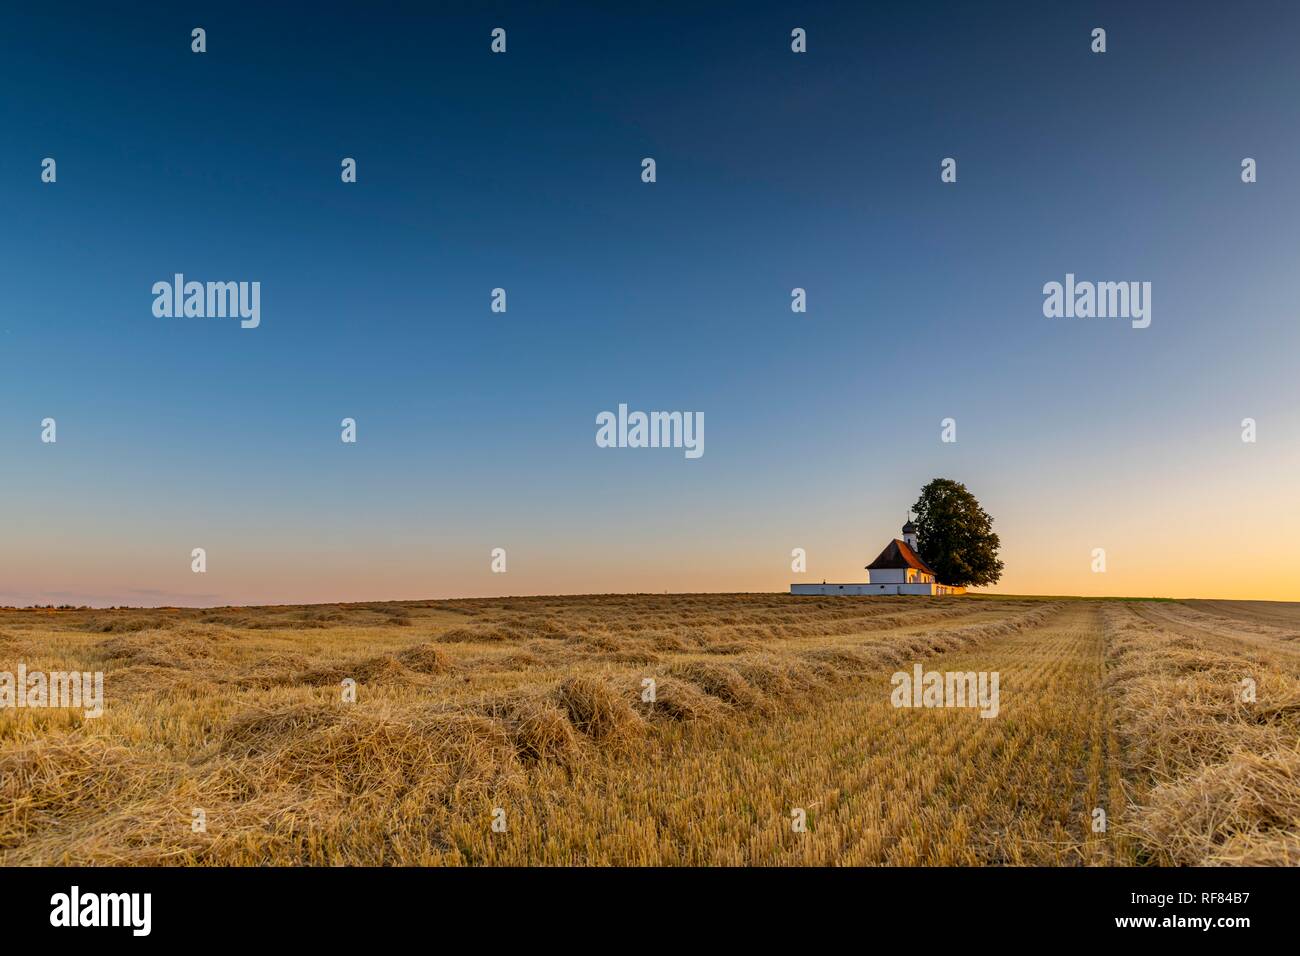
[790,519,965,596]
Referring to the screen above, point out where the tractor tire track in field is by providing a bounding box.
[750,602,1101,864]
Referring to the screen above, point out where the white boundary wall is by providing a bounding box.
[789,583,965,596]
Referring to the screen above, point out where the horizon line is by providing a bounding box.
[2,589,1295,611]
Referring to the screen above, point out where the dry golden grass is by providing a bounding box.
[1101,602,1300,865]
[1,594,1296,865]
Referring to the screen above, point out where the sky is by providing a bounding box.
[2,1,1298,607]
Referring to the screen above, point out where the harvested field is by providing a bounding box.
[1,595,1296,865]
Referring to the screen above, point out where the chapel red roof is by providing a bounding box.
[865,538,937,576]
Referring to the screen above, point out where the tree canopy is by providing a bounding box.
[911,478,1004,588]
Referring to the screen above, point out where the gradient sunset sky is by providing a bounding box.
[3,1,1298,607]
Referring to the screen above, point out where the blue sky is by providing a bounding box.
[2,1,1298,605]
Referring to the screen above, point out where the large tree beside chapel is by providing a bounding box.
[910,478,1004,588]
